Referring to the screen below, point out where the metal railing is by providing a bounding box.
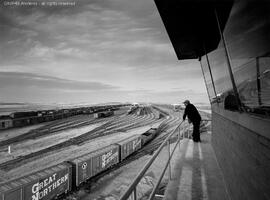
[119,120,185,200]
[119,118,211,200]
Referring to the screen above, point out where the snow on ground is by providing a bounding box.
[67,141,182,200]
[4,125,154,180]
[0,107,127,143]
[0,122,106,163]
[65,122,207,200]
[199,109,212,114]
[0,123,48,142]
[76,155,152,200]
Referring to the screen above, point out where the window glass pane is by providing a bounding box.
[224,0,270,115]
[200,56,216,102]
[233,59,258,108]
[207,42,233,101]
[259,57,270,108]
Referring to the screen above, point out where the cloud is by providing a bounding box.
[141,89,209,104]
[0,0,172,68]
[25,41,89,60]
[0,0,207,104]
[110,88,209,104]
[0,72,118,91]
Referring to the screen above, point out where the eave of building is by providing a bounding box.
[154,0,234,60]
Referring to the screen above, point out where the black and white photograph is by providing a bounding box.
[0,0,269,200]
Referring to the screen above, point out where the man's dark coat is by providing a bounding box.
[183,103,201,123]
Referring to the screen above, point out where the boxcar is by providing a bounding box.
[0,162,72,200]
[0,117,13,130]
[10,111,38,119]
[94,113,102,118]
[116,135,142,161]
[94,111,114,119]
[12,118,31,127]
[68,144,119,187]
[141,128,157,145]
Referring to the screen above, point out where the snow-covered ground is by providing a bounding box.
[4,125,154,180]
[0,123,48,142]
[199,109,212,114]
[66,141,183,200]
[64,117,211,200]
[0,122,105,163]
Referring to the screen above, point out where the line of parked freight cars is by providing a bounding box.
[0,104,128,130]
[0,125,160,200]
[93,111,114,119]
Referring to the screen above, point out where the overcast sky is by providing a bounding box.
[0,0,209,105]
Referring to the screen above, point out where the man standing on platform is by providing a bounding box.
[182,100,201,142]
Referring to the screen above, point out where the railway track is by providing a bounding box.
[61,108,182,200]
[75,114,156,145]
[0,110,158,171]
[0,111,129,148]
[0,117,98,147]
[62,106,210,200]
[101,107,184,172]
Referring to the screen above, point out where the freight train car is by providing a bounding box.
[68,144,119,187]
[0,163,72,200]
[9,111,39,127]
[10,111,38,119]
[116,135,142,161]
[0,126,160,200]
[12,118,31,127]
[0,116,13,130]
[141,128,158,145]
[94,111,114,119]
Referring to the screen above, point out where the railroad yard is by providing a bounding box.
[0,104,211,200]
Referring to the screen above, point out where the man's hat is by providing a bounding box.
[183,100,190,104]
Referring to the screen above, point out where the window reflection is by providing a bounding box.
[207,42,233,103]
[258,57,270,108]
[200,56,216,101]
[233,59,258,108]
[224,0,270,115]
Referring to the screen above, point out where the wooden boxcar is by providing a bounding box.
[68,144,119,187]
[0,162,72,200]
[116,135,142,161]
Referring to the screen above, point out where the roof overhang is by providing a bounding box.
[154,0,234,60]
